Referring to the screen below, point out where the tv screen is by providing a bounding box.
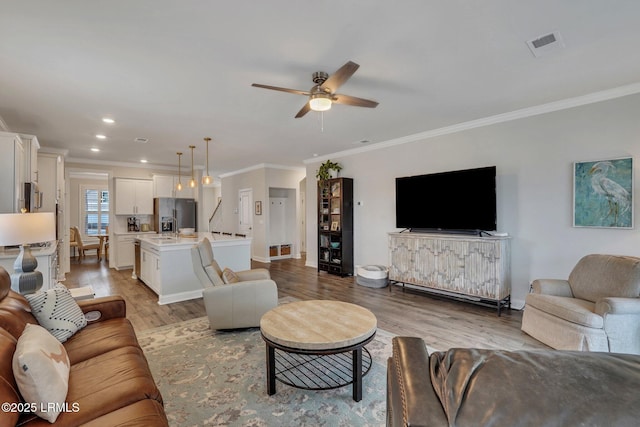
[395,166,497,232]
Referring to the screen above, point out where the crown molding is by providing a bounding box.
[219,163,305,179]
[304,81,640,165]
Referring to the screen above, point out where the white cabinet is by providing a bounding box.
[153,174,195,199]
[20,134,40,183]
[115,234,137,269]
[139,246,160,294]
[37,153,64,213]
[388,232,511,314]
[0,132,25,213]
[38,152,65,279]
[115,179,153,215]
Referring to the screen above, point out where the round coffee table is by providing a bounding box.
[260,300,377,402]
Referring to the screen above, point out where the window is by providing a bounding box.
[81,185,109,236]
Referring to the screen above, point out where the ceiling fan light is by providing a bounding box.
[309,95,332,112]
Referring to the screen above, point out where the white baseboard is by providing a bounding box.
[511,298,525,310]
[158,289,203,305]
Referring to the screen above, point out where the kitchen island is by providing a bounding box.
[136,232,252,304]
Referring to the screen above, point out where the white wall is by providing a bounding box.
[201,184,221,231]
[306,93,640,307]
[221,166,305,261]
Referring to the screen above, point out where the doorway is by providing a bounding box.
[268,187,296,260]
[238,188,253,236]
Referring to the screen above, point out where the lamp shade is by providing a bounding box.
[0,212,56,247]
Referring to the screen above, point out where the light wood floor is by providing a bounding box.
[65,254,548,352]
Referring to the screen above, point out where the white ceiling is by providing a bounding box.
[1,1,640,177]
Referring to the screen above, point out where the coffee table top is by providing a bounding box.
[260,300,377,351]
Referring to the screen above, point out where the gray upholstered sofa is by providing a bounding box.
[387,336,640,427]
[190,237,278,330]
[521,254,640,354]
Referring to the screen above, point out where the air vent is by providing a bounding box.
[532,33,556,49]
[527,31,564,57]
[134,137,149,143]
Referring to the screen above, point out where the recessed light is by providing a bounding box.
[91,148,100,152]
[96,134,106,139]
[134,137,149,143]
[140,159,148,163]
[102,118,115,124]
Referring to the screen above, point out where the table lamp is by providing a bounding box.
[0,211,56,294]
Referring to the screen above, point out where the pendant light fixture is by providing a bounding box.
[176,152,183,191]
[189,145,197,188]
[202,137,212,185]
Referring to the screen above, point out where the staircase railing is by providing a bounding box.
[208,198,223,232]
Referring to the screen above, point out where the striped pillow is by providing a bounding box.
[25,284,88,343]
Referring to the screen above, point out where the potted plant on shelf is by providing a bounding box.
[316,160,343,182]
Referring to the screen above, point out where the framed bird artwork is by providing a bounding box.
[573,157,633,228]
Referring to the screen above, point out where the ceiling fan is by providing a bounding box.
[252,61,379,118]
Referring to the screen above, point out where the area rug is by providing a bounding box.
[138,303,399,426]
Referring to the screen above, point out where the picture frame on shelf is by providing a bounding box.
[573,157,633,229]
[330,221,339,231]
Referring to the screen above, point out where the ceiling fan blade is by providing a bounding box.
[251,83,310,96]
[295,102,311,118]
[320,61,359,92]
[332,94,379,108]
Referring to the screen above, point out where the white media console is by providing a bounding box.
[388,232,511,315]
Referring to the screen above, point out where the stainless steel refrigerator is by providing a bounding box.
[153,198,197,233]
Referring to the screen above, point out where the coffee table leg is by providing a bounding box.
[352,347,362,402]
[266,344,276,395]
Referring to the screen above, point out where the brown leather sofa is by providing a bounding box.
[0,267,168,426]
[387,336,640,427]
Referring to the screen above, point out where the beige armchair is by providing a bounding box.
[71,226,102,260]
[69,227,78,258]
[522,254,640,354]
[191,237,278,330]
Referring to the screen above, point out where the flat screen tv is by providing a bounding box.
[395,166,497,233]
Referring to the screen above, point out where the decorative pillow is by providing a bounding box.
[222,267,240,284]
[12,323,70,423]
[25,284,87,342]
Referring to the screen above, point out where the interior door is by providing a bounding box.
[238,188,252,236]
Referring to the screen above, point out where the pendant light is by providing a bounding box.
[202,137,212,185]
[176,152,183,191]
[188,145,197,188]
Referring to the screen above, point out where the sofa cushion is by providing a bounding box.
[63,317,141,365]
[12,323,70,423]
[222,267,240,284]
[25,284,87,342]
[46,346,163,426]
[526,294,603,328]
